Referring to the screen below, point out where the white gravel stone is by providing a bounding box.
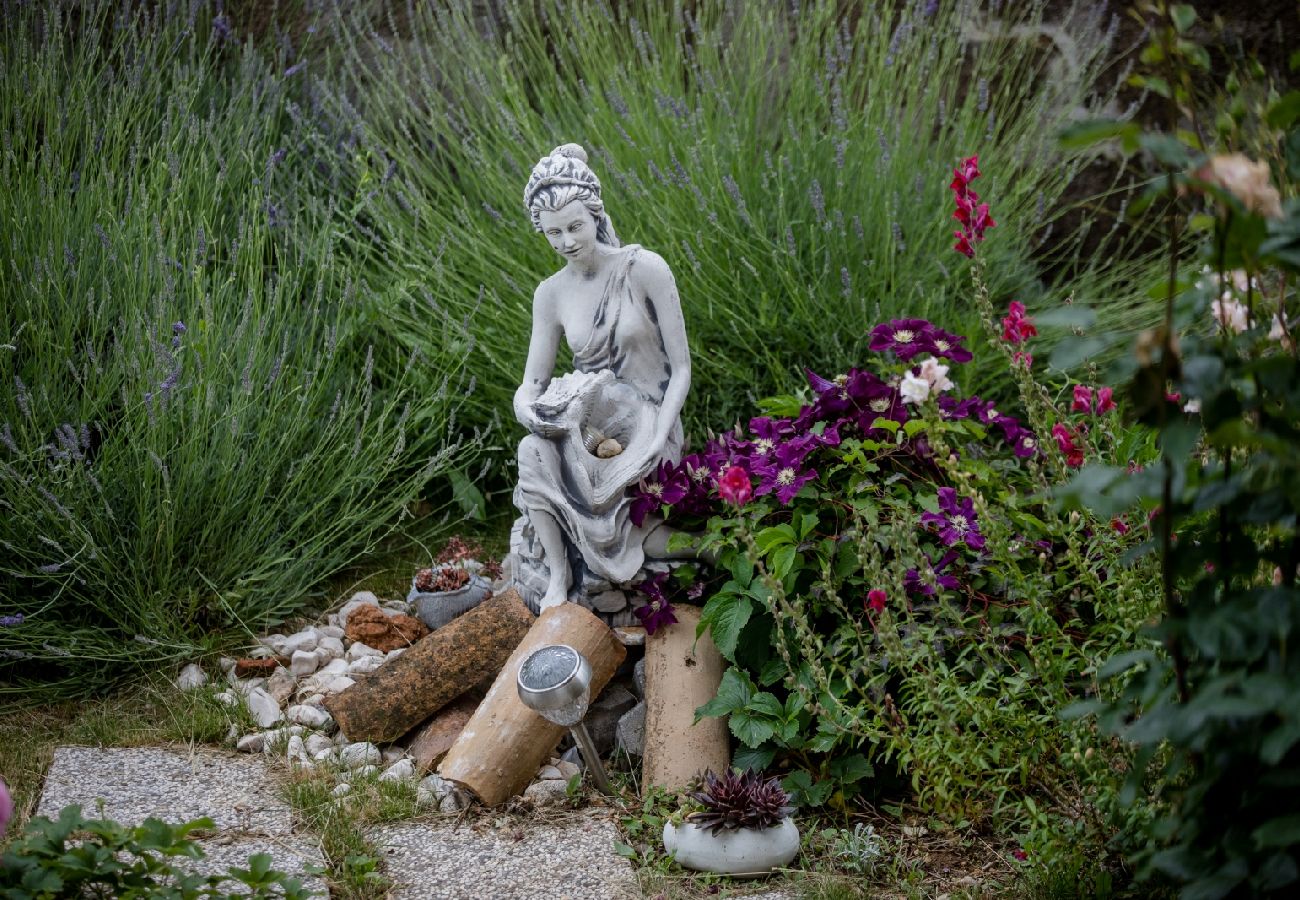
[300,693,326,709]
[324,675,355,694]
[346,642,382,662]
[217,656,237,674]
[246,645,275,660]
[354,764,379,778]
[260,725,304,754]
[314,748,337,763]
[236,733,265,753]
[340,592,380,625]
[215,691,239,707]
[386,647,407,662]
[316,636,345,659]
[175,663,207,691]
[289,649,320,678]
[537,765,563,781]
[340,742,381,769]
[245,688,283,727]
[259,633,288,655]
[524,779,571,806]
[305,733,334,757]
[379,759,415,782]
[347,656,383,676]
[285,735,308,763]
[318,624,345,639]
[381,747,406,764]
[555,760,581,780]
[266,667,297,705]
[332,782,352,797]
[225,723,240,743]
[282,630,318,656]
[228,676,266,697]
[286,704,332,729]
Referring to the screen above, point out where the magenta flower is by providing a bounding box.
[1096,386,1116,414]
[950,154,994,256]
[1001,301,1037,343]
[866,589,887,613]
[921,487,985,550]
[1072,384,1094,413]
[630,459,690,526]
[0,777,10,838]
[716,465,753,506]
[1052,423,1085,468]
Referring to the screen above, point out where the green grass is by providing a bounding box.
[0,0,477,700]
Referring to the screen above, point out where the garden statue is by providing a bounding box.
[503,143,691,621]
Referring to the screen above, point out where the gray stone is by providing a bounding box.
[175,663,207,691]
[235,733,265,753]
[281,630,318,656]
[633,657,646,698]
[244,688,283,728]
[318,624,345,639]
[266,667,297,705]
[523,779,571,806]
[286,704,332,730]
[332,782,352,797]
[346,641,382,662]
[218,656,237,674]
[583,684,637,756]
[380,758,416,782]
[590,589,628,612]
[416,773,470,813]
[537,765,563,781]
[289,649,319,678]
[339,742,381,769]
[304,733,334,757]
[317,635,345,659]
[347,655,383,676]
[324,675,355,694]
[369,812,636,899]
[615,701,645,758]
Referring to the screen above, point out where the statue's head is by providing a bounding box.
[523,143,620,248]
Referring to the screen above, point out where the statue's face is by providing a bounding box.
[538,200,597,265]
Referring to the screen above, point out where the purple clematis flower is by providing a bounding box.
[746,416,797,460]
[869,318,935,361]
[904,550,962,597]
[630,459,690,526]
[924,326,974,363]
[921,487,985,550]
[937,395,980,420]
[633,572,678,635]
[753,441,818,505]
[854,384,909,433]
[1011,430,1040,458]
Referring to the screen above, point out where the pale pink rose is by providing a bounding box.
[1212,296,1250,334]
[916,357,954,393]
[1200,153,1283,219]
[899,371,931,404]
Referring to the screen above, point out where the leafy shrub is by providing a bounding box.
[318,0,1153,471]
[0,804,318,898]
[1055,5,1300,895]
[0,1,475,699]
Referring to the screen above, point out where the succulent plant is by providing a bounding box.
[685,769,794,835]
[414,565,470,593]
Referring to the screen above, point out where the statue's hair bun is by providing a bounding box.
[550,143,588,163]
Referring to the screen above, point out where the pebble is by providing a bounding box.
[175,663,207,691]
[332,782,352,797]
[348,656,383,676]
[555,760,581,780]
[236,733,266,753]
[524,779,571,806]
[379,759,416,782]
[354,764,379,778]
[318,624,344,639]
[266,668,297,705]
[245,688,283,728]
[290,649,320,678]
[325,675,355,694]
[260,634,288,654]
[228,676,267,697]
[286,704,332,730]
[305,733,334,757]
[286,735,309,763]
[633,658,646,698]
[381,747,406,764]
[537,765,563,781]
[386,648,407,661]
[218,656,237,674]
[314,748,337,763]
[615,702,645,757]
[282,630,318,656]
[215,691,239,707]
[317,636,345,659]
[339,742,381,769]
[346,642,382,662]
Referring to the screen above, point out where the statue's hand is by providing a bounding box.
[524,414,564,439]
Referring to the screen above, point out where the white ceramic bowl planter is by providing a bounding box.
[662,817,800,877]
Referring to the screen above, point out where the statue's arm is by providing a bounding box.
[513,283,562,434]
[635,251,691,452]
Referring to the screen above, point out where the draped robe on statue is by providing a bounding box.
[512,245,684,606]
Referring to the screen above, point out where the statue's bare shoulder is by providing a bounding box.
[626,247,677,298]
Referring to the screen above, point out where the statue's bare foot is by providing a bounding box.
[538,583,569,611]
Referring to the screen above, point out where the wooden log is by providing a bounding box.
[324,589,534,744]
[643,605,730,791]
[405,693,481,774]
[438,603,626,805]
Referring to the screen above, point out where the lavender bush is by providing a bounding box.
[0,1,476,699]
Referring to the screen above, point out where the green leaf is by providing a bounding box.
[700,592,753,661]
[733,744,777,773]
[1253,814,1300,849]
[747,692,785,719]
[730,708,777,747]
[1266,92,1300,129]
[1139,132,1193,167]
[798,512,820,540]
[1058,119,1139,151]
[828,753,874,785]
[1170,4,1196,32]
[613,841,638,859]
[754,524,796,554]
[771,544,797,580]
[1098,649,1156,680]
[447,468,486,521]
[757,658,787,687]
[695,668,752,719]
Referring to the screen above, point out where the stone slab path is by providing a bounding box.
[37,746,328,894]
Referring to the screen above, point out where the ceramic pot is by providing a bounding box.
[408,574,492,630]
[662,818,800,876]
